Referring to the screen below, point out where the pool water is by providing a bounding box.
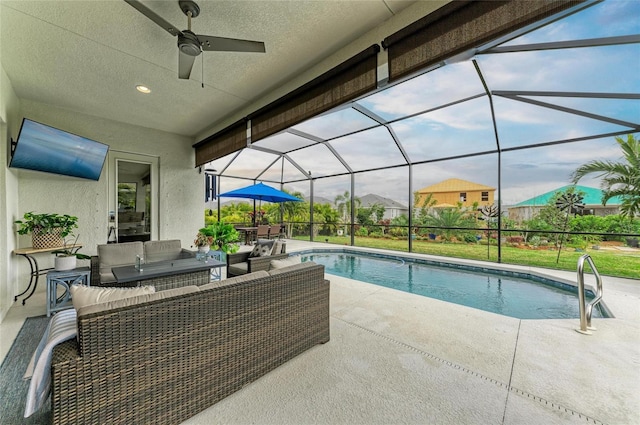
[301,252,605,320]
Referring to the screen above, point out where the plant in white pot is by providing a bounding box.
[52,234,91,271]
[194,222,240,261]
[194,230,214,253]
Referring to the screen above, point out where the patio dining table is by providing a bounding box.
[235,226,258,245]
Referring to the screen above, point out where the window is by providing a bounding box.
[460,192,467,202]
[482,191,489,202]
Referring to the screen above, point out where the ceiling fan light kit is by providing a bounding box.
[125,0,265,79]
[178,31,202,57]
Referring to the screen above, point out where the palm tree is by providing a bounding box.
[426,207,475,240]
[313,203,340,236]
[413,191,437,229]
[280,190,306,237]
[334,191,361,236]
[571,134,640,218]
[334,191,361,222]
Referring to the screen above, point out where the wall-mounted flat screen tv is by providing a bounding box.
[10,118,109,181]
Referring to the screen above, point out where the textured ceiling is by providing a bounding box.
[0,0,417,139]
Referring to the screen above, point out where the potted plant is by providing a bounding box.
[198,222,240,254]
[51,234,91,271]
[194,229,214,253]
[15,212,79,249]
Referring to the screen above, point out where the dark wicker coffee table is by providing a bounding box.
[111,257,224,290]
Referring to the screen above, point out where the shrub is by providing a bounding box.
[389,227,408,237]
[529,235,541,247]
[506,236,524,244]
[355,227,369,237]
[463,234,478,243]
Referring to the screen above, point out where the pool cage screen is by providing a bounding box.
[197,0,640,275]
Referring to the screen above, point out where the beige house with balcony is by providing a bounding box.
[415,178,495,209]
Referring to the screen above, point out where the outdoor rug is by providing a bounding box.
[0,316,51,425]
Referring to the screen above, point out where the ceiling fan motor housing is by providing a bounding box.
[178,30,201,56]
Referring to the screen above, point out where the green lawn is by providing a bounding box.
[298,236,640,279]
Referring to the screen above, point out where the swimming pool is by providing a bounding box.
[300,251,606,320]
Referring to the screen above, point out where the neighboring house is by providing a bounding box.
[304,196,335,207]
[508,185,623,222]
[359,194,408,220]
[415,178,496,209]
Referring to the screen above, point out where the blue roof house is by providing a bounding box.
[508,185,624,222]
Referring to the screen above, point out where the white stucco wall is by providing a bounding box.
[18,98,202,247]
[1,99,202,323]
[0,62,22,322]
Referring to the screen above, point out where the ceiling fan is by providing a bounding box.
[125,0,266,80]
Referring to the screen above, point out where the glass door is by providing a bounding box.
[108,151,158,243]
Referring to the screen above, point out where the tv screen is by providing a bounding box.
[9,118,109,181]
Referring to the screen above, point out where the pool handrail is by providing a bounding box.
[576,254,603,335]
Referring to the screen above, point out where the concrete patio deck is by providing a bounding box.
[2,239,638,424]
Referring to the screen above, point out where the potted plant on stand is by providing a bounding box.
[194,229,214,254]
[52,234,91,271]
[196,222,240,261]
[15,212,79,249]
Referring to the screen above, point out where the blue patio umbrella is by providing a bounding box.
[219,183,302,227]
[218,182,302,203]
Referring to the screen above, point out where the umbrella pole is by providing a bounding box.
[252,200,256,226]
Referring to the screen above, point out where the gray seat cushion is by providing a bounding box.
[97,242,144,280]
[144,239,183,262]
[228,262,248,276]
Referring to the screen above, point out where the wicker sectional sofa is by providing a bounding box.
[49,261,329,425]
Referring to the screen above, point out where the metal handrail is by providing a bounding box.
[576,254,603,335]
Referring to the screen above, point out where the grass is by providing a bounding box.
[299,235,640,279]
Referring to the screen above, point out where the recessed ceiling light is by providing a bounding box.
[136,85,151,94]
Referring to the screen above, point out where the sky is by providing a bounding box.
[208,0,640,209]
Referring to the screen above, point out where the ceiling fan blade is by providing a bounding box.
[178,51,196,79]
[124,0,183,37]
[197,35,266,53]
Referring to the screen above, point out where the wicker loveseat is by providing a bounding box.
[50,261,329,425]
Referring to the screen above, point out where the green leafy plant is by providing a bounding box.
[52,234,91,259]
[15,212,79,237]
[197,221,240,254]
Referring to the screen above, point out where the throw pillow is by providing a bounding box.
[70,284,155,312]
[258,244,272,257]
[248,243,262,258]
[271,240,283,255]
[269,256,301,269]
[249,241,275,258]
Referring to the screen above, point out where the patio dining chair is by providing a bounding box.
[256,225,270,239]
[270,224,286,239]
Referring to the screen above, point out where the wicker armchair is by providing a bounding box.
[226,241,287,277]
